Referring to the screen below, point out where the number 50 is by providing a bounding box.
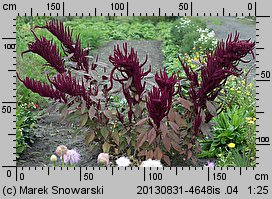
[179,3,189,10]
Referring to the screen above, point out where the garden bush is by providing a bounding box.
[17,19,255,166]
[171,17,217,53]
[16,102,37,158]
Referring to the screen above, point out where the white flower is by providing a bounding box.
[97,153,110,166]
[116,157,131,167]
[50,154,58,162]
[140,159,163,167]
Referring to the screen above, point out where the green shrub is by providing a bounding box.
[170,17,217,54]
[16,103,37,158]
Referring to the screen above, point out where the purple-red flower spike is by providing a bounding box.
[147,86,172,128]
[108,43,151,98]
[35,19,74,54]
[214,32,255,69]
[155,68,178,96]
[108,43,151,123]
[21,32,65,73]
[48,70,86,97]
[71,36,90,73]
[17,74,67,103]
[36,20,90,73]
[179,32,255,136]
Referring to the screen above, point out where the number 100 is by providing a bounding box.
[111,3,125,11]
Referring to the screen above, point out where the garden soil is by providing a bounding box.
[17,17,255,167]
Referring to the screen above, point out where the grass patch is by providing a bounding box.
[207,17,223,25]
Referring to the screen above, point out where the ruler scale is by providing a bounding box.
[0,0,271,198]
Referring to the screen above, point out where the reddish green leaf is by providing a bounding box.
[160,122,170,138]
[79,113,88,128]
[191,156,197,165]
[200,122,211,136]
[163,155,171,166]
[206,100,217,117]
[175,112,187,127]
[125,135,132,145]
[154,147,163,160]
[187,143,193,149]
[178,97,192,110]
[85,131,95,145]
[67,102,80,111]
[138,150,147,157]
[124,77,133,90]
[103,110,114,119]
[136,132,147,148]
[200,109,206,122]
[88,105,96,120]
[148,128,156,145]
[146,150,154,160]
[139,102,146,111]
[134,104,142,118]
[163,135,171,152]
[135,94,140,102]
[180,130,188,138]
[81,100,86,114]
[126,148,131,156]
[102,142,110,153]
[135,117,148,126]
[169,121,180,134]
[111,131,119,145]
[168,132,180,143]
[171,141,184,153]
[100,127,109,139]
[187,150,192,160]
[167,108,175,122]
[60,106,68,121]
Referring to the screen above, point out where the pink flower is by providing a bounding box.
[55,145,68,157]
[63,149,80,164]
[34,104,39,109]
[205,161,215,167]
[97,153,109,166]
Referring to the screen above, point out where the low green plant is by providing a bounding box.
[216,148,254,167]
[199,106,248,158]
[16,102,37,157]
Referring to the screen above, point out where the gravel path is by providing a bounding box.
[17,113,99,167]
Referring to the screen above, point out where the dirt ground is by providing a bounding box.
[17,17,256,167]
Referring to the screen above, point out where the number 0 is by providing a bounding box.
[248,3,253,10]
